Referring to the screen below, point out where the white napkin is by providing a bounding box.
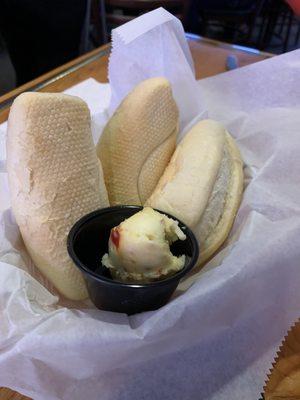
[108,8,203,129]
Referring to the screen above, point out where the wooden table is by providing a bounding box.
[0,35,272,400]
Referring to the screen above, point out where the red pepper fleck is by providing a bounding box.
[110,228,120,248]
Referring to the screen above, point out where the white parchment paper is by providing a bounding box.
[1,9,300,400]
[108,8,204,129]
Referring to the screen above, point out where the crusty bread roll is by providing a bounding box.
[96,77,179,205]
[6,92,109,300]
[146,119,243,265]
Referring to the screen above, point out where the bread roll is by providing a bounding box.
[96,77,179,205]
[146,119,243,265]
[6,92,109,300]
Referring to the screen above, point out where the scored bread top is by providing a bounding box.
[7,92,109,300]
[97,77,179,205]
[146,119,226,228]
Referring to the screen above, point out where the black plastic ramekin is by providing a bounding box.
[67,206,199,314]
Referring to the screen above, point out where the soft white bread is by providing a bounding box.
[96,77,179,205]
[6,92,109,300]
[146,119,243,265]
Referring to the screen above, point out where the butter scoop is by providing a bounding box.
[102,207,186,282]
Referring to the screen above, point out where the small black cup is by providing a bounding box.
[67,206,199,314]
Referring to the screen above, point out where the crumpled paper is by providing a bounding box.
[1,11,300,400]
[108,8,204,129]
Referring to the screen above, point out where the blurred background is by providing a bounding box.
[0,0,299,96]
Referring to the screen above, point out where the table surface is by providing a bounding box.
[0,35,272,400]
